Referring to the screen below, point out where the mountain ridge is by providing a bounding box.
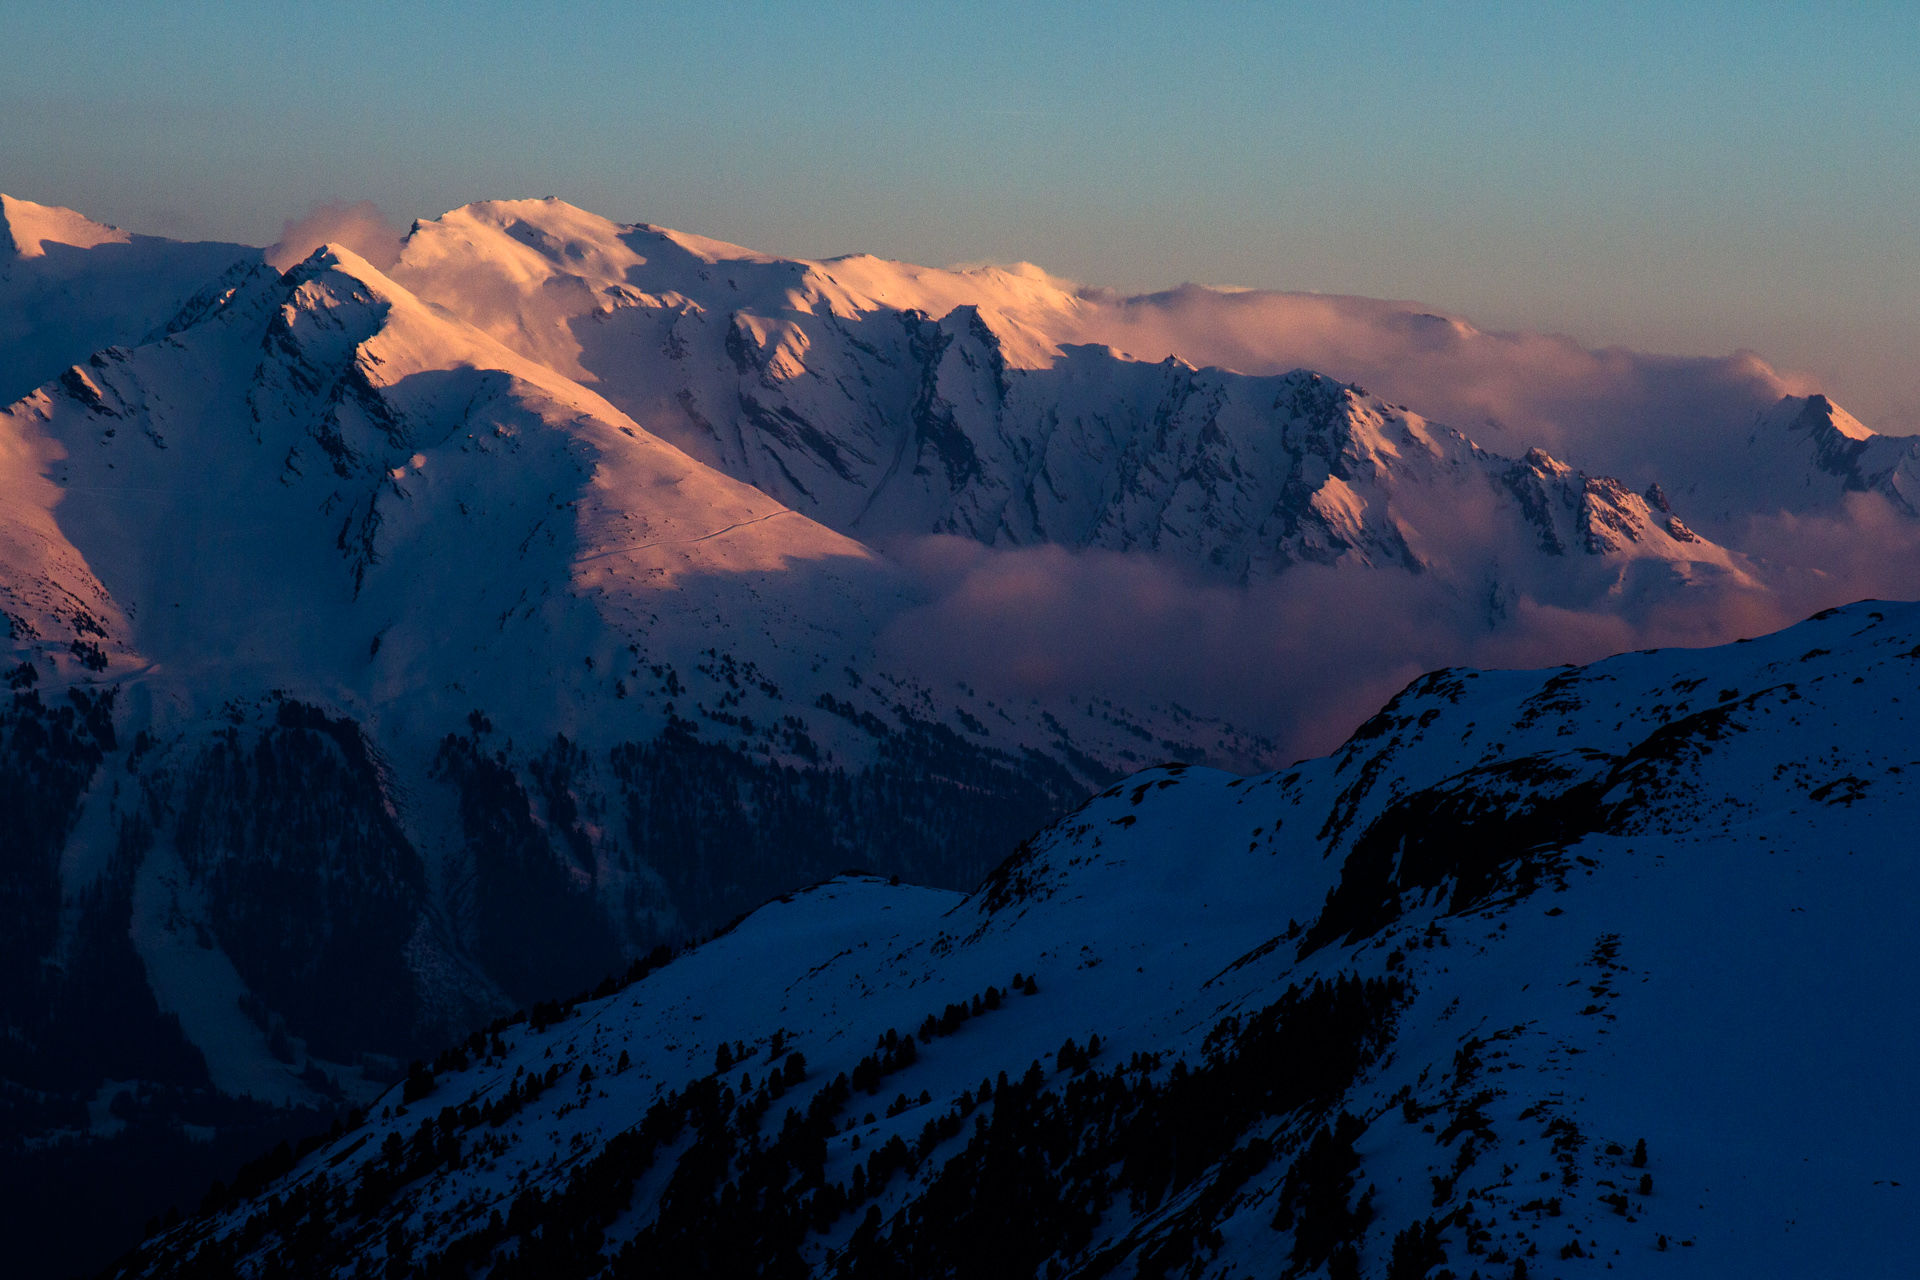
[388,200,1768,621]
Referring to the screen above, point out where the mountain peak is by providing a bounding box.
[1792,391,1875,443]
[279,240,398,289]
[0,193,133,259]
[426,196,623,244]
[1517,445,1573,476]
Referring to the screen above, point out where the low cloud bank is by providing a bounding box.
[879,511,1920,766]
[1737,494,1920,617]
[266,200,405,272]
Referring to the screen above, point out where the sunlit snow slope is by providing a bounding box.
[115,600,1920,1280]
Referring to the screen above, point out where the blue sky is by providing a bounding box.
[7,1,1918,425]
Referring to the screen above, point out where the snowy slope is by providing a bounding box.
[0,195,259,407]
[112,599,1920,1279]
[3,242,912,733]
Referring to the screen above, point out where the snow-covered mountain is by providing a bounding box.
[8,241,917,733]
[108,599,1920,1279]
[388,201,1754,596]
[1709,392,1920,524]
[5,192,1920,1275]
[387,200,1920,571]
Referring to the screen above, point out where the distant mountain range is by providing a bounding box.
[111,599,1920,1279]
[3,193,1919,1275]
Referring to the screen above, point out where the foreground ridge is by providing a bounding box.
[116,600,1920,1278]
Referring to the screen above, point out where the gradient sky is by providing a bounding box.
[7,1,1918,428]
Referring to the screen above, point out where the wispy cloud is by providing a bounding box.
[266,200,405,272]
[877,510,1910,764]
